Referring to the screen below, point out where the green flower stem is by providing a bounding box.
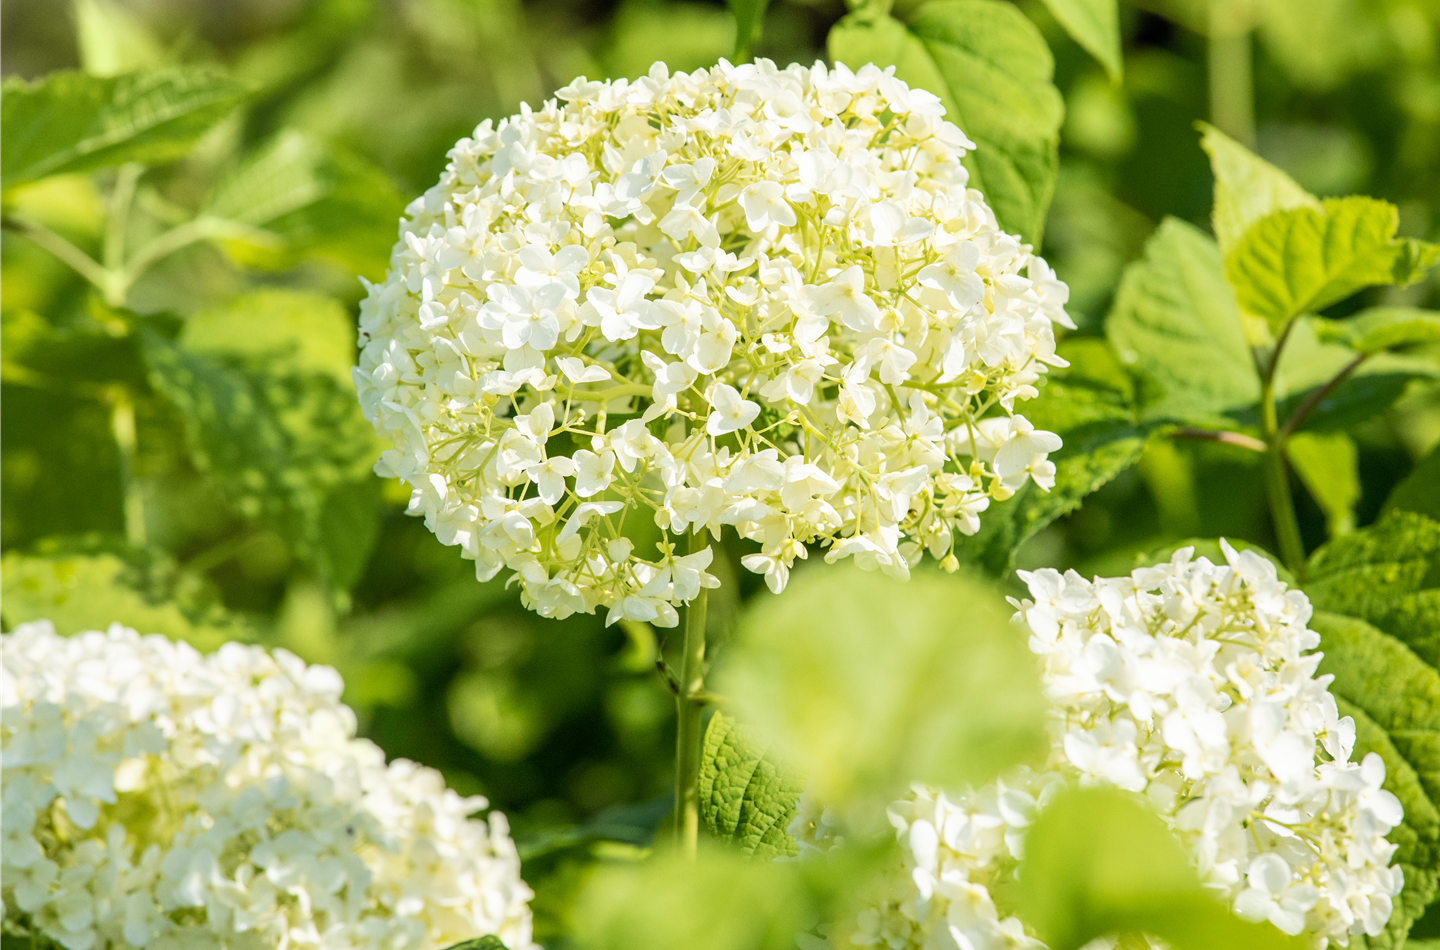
[674,553,709,858]
[1207,28,1256,148]
[108,388,146,547]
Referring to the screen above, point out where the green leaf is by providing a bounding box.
[572,848,818,950]
[75,0,165,77]
[828,0,1064,244]
[1039,0,1123,81]
[1018,785,1304,950]
[1,67,245,188]
[1383,445,1440,522]
[1395,238,1440,287]
[1314,308,1440,355]
[438,938,508,950]
[1305,510,1440,671]
[204,129,406,279]
[1105,217,1259,426]
[0,537,248,651]
[698,712,803,859]
[1335,696,1440,950]
[727,0,771,59]
[1199,122,1319,256]
[1286,430,1360,537]
[956,338,1149,573]
[1226,197,1414,330]
[140,290,382,590]
[718,565,1047,822]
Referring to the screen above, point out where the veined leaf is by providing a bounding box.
[204,129,405,279]
[1106,217,1259,426]
[1,67,244,187]
[698,712,803,859]
[828,0,1064,245]
[0,537,248,651]
[1039,0,1123,82]
[140,290,382,590]
[718,565,1047,821]
[1199,123,1318,256]
[1383,445,1440,522]
[1306,510,1440,671]
[1314,308,1440,354]
[1226,197,1415,331]
[1286,430,1360,537]
[1018,785,1304,950]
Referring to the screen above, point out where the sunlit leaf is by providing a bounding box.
[204,129,405,279]
[1018,785,1304,950]
[699,712,803,859]
[828,0,1064,244]
[1286,430,1359,537]
[1226,197,1416,331]
[1,67,244,187]
[0,537,247,651]
[1040,0,1123,82]
[1105,217,1258,425]
[75,0,166,77]
[718,565,1046,820]
[1199,122,1318,256]
[1313,308,1440,355]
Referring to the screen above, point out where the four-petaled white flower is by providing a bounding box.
[707,383,761,435]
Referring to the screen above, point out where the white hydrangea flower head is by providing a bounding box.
[354,58,1073,627]
[818,543,1404,949]
[0,622,536,950]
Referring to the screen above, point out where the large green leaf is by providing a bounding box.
[1105,217,1259,426]
[1226,197,1420,331]
[1286,430,1360,538]
[1383,445,1440,522]
[828,0,1064,245]
[698,712,803,859]
[1306,510,1440,670]
[1039,0,1123,82]
[1018,786,1303,950]
[1,67,244,187]
[204,129,406,279]
[1199,123,1318,256]
[0,538,247,651]
[718,565,1047,821]
[140,291,382,590]
[957,338,1149,573]
[1314,308,1440,355]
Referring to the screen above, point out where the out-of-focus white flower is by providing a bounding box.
[355,58,1071,625]
[0,621,536,950]
[810,544,1403,949]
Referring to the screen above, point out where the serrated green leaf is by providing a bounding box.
[1336,696,1440,950]
[1306,510,1440,671]
[437,937,508,950]
[204,129,405,279]
[727,0,771,59]
[1384,445,1440,522]
[1018,785,1304,950]
[139,291,382,590]
[1039,0,1123,82]
[1199,123,1319,256]
[1287,430,1360,537]
[828,0,1064,245]
[719,566,1047,822]
[698,712,803,859]
[1226,197,1412,331]
[1396,238,1440,287]
[0,537,247,651]
[1314,308,1440,355]
[1106,217,1259,426]
[1,67,244,187]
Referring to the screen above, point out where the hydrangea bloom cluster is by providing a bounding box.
[354,58,1073,626]
[0,622,535,950]
[822,544,1403,949]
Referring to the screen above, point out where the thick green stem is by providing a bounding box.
[109,390,146,546]
[1259,374,1305,572]
[1208,28,1256,148]
[673,554,709,858]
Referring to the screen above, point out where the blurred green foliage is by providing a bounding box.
[3,0,1440,945]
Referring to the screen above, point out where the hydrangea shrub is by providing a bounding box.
[354,59,1073,626]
